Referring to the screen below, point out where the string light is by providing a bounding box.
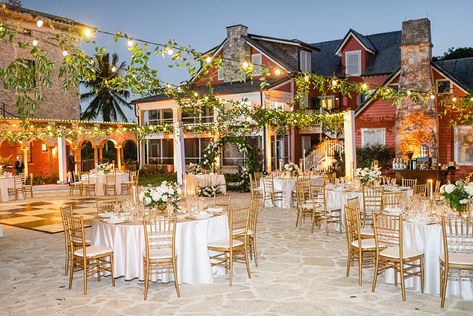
[452,96,457,102]
[167,48,174,55]
[83,28,93,38]
[111,66,117,72]
[407,90,412,96]
[127,39,134,47]
[331,79,338,87]
[361,83,368,90]
[304,75,309,82]
[430,94,435,100]
[62,50,68,57]
[205,56,212,63]
[193,92,198,97]
[36,19,43,28]
[242,61,249,69]
[166,83,172,89]
[32,39,38,46]
[274,69,281,76]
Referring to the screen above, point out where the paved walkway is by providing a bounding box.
[0,192,471,315]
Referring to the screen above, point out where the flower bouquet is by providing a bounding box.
[284,162,300,177]
[139,181,182,209]
[197,184,221,197]
[440,180,473,213]
[187,162,203,175]
[96,162,115,174]
[355,167,382,186]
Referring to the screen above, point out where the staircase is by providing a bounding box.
[305,139,344,171]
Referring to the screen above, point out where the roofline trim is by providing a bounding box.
[243,36,297,72]
[431,62,470,94]
[248,33,318,50]
[189,39,227,83]
[335,31,376,56]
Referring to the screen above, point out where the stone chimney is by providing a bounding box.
[222,24,249,82]
[395,18,439,160]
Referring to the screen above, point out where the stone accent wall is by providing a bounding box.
[396,18,439,160]
[221,24,249,82]
[252,39,299,70]
[0,13,80,119]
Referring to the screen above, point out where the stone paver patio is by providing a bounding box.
[0,192,472,315]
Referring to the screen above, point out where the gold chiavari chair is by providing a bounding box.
[249,173,263,200]
[345,204,377,285]
[362,186,384,227]
[80,173,96,196]
[434,180,441,195]
[214,194,231,212]
[402,178,418,188]
[121,171,137,195]
[382,191,404,208]
[21,173,34,198]
[439,216,473,308]
[68,216,114,295]
[96,198,121,215]
[247,198,260,266]
[414,184,427,197]
[295,178,313,229]
[310,184,342,235]
[104,173,117,196]
[8,175,24,201]
[372,214,424,301]
[262,176,283,207]
[347,196,373,238]
[253,171,262,182]
[143,215,180,300]
[69,173,82,196]
[208,207,251,286]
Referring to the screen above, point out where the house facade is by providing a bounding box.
[133,19,473,178]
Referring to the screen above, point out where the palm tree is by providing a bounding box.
[80,53,131,122]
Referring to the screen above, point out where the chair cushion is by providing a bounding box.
[74,245,113,257]
[361,228,374,237]
[143,248,173,260]
[351,238,376,249]
[208,239,243,249]
[439,253,473,266]
[380,246,423,259]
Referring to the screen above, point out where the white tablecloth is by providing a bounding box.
[88,173,129,196]
[185,174,227,195]
[262,176,324,208]
[384,220,473,300]
[0,176,15,202]
[325,185,413,231]
[91,214,228,284]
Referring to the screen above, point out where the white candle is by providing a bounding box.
[428,179,433,199]
[132,185,137,204]
[303,149,306,172]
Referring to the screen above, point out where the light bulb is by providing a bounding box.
[470,97,473,102]
[274,69,281,76]
[331,79,337,87]
[430,94,435,100]
[242,61,249,68]
[62,50,68,57]
[304,75,309,81]
[194,92,198,97]
[167,48,174,55]
[361,83,368,90]
[111,66,117,72]
[205,56,212,63]
[32,39,38,46]
[84,28,93,38]
[127,39,134,47]
[407,90,412,96]
[452,97,457,102]
[166,84,172,89]
[36,19,43,28]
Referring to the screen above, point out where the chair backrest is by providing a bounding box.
[106,173,117,185]
[345,204,362,248]
[309,184,325,209]
[249,175,259,198]
[295,179,310,208]
[434,180,441,194]
[143,215,176,259]
[346,196,360,210]
[214,194,231,211]
[253,172,262,182]
[414,184,427,197]
[363,186,384,214]
[129,171,137,182]
[14,175,23,189]
[231,207,249,240]
[68,216,87,256]
[81,173,90,183]
[373,213,402,253]
[60,205,73,244]
[248,198,259,234]
[382,192,404,208]
[262,176,275,193]
[441,216,473,264]
[402,178,417,188]
[96,199,120,214]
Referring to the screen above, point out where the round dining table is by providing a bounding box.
[0,174,15,202]
[262,176,324,208]
[91,213,228,284]
[184,174,227,195]
[383,218,473,300]
[88,172,129,196]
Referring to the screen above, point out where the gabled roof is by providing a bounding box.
[334,29,377,56]
[432,57,473,92]
[312,30,401,77]
[131,76,290,104]
[247,33,318,51]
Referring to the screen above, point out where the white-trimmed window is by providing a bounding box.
[345,50,361,76]
[251,53,262,76]
[454,126,473,165]
[436,79,452,94]
[217,67,224,81]
[317,96,335,111]
[361,128,386,147]
[300,50,311,73]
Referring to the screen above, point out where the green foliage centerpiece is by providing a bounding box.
[440,180,473,213]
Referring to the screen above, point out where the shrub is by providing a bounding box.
[356,144,395,169]
[32,174,59,185]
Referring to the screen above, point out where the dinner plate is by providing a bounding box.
[207,207,224,213]
[98,212,112,218]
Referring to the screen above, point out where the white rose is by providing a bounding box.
[460,199,469,205]
[444,184,456,194]
[464,185,473,196]
[440,185,446,194]
[145,197,151,205]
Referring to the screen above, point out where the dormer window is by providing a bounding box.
[251,53,262,76]
[345,50,361,76]
[300,50,311,72]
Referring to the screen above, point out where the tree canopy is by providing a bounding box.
[433,47,473,61]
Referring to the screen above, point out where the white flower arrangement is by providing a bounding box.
[197,184,221,197]
[284,162,300,177]
[187,162,203,175]
[96,162,114,174]
[440,180,473,213]
[139,181,182,207]
[355,167,382,185]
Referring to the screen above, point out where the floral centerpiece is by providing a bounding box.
[284,162,300,177]
[139,181,182,209]
[187,162,203,175]
[96,162,114,174]
[355,167,382,186]
[440,180,473,213]
[197,184,221,197]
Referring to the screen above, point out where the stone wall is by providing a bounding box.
[0,12,80,119]
[396,18,439,160]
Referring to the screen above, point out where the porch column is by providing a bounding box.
[99,146,103,161]
[48,145,54,175]
[21,145,29,175]
[93,146,98,166]
[116,145,122,170]
[57,136,67,184]
[73,147,79,174]
[173,122,185,185]
[264,127,272,172]
[344,110,356,180]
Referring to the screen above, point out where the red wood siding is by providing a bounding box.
[355,99,396,147]
[340,36,373,76]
